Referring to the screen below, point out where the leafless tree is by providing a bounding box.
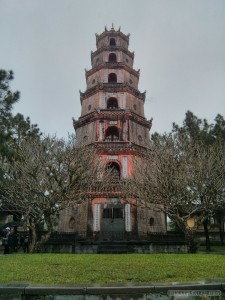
[1,135,110,252]
[130,135,225,253]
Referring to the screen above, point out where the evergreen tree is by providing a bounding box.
[0,70,20,160]
[0,70,41,210]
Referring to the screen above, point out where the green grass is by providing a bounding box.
[0,254,225,285]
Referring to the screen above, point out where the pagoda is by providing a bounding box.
[58,26,166,240]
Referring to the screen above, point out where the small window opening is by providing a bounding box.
[105,126,119,141]
[69,217,75,229]
[105,161,120,180]
[110,38,116,46]
[108,73,117,83]
[109,53,117,62]
[103,208,113,218]
[149,217,154,226]
[103,208,123,219]
[107,97,118,109]
[113,208,123,218]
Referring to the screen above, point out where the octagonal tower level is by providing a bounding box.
[58,26,166,239]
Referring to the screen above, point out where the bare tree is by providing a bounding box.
[130,135,225,253]
[1,135,108,252]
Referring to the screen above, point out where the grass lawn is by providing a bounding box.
[0,253,225,285]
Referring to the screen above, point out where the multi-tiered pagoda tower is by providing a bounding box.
[58,26,166,240]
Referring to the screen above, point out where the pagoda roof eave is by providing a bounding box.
[85,63,140,79]
[91,46,134,59]
[80,83,146,101]
[96,29,130,44]
[73,110,152,130]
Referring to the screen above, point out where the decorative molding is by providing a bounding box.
[107,155,118,160]
[119,93,125,109]
[93,204,101,231]
[100,92,105,108]
[125,203,131,232]
[109,120,117,125]
[122,156,128,178]
[99,121,104,141]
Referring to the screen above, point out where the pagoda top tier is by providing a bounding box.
[95,25,130,49]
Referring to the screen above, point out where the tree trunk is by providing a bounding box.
[29,222,37,253]
[28,216,53,253]
[34,214,54,252]
[184,230,198,253]
[219,215,224,246]
[203,218,211,251]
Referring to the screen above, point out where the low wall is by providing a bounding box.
[43,242,187,254]
[0,283,224,300]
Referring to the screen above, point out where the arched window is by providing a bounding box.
[105,161,120,180]
[107,97,118,109]
[108,73,117,83]
[69,217,75,229]
[149,217,154,226]
[105,126,119,141]
[110,38,116,46]
[108,53,117,62]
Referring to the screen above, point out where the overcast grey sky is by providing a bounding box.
[0,0,224,138]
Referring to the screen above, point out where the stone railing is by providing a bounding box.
[95,141,147,153]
